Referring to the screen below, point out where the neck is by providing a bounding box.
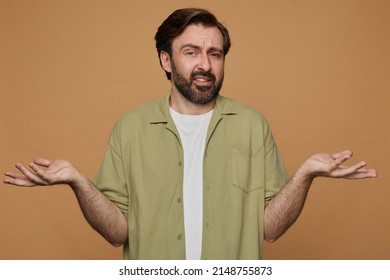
[169,89,215,115]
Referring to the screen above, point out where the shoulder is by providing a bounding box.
[108,97,165,142]
[119,100,160,123]
[217,95,268,124]
[114,95,168,130]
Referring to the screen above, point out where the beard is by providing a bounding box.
[171,61,224,105]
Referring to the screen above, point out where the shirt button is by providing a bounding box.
[177,234,183,240]
[177,197,182,203]
[178,161,183,166]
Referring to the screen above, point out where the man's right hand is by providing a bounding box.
[4,158,128,247]
[4,158,81,187]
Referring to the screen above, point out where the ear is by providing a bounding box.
[160,51,172,73]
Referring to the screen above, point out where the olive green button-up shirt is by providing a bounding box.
[94,93,289,260]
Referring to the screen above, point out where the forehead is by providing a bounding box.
[172,24,223,51]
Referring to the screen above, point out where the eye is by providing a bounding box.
[209,52,223,60]
[185,51,196,57]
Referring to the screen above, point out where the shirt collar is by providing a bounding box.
[150,91,237,124]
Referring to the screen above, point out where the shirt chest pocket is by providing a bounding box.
[232,146,265,193]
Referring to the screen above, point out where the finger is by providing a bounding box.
[34,158,52,168]
[3,176,37,186]
[333,153,352,167]
[335,164,378,176]
[4,171,29,180]
[344,171,378,179]
[4,171,37,187]
[29,163,53,183]
[344,168,378,179]
[332,161,367,178]
[331,150,352,160]
[15,163,47,185]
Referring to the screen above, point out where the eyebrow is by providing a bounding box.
[180,44,223,54]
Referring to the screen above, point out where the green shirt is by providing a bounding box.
[94,93,289,260]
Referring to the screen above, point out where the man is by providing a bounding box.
[3,8,377,260]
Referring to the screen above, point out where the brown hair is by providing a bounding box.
[155,8,231,80]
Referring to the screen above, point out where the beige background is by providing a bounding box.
[0,0,389,259]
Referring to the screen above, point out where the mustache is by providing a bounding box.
[191,71,216,82]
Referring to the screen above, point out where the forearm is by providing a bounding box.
[70,173,128,247]
[264,167,313,242]
[3,158,128,246]
[263,150,377,242]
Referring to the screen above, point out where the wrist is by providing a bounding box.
[295,160,318,182]
[68,168,87,190]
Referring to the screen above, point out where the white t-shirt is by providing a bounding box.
[169,107,213,260]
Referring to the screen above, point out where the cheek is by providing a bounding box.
[214,64,224,80]
[176,63,196,78]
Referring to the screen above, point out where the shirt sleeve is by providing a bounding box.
[264,142,289,204]
[261,118,289,204]
[93,121,129,216]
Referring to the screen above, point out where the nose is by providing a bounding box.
[197,53,211,72]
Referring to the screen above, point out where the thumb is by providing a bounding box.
[34,158,52,167]
[333,152,352,167]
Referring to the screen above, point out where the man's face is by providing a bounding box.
[168,24,225,105]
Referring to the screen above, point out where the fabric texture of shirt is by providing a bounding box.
[93,92,289,260]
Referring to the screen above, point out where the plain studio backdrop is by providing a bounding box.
[0,0,389,259]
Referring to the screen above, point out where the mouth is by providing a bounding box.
[192,72,215,87]
[193,76,212,85]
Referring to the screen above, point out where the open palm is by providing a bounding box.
[304,151,377,179]
[4,158,79,187]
